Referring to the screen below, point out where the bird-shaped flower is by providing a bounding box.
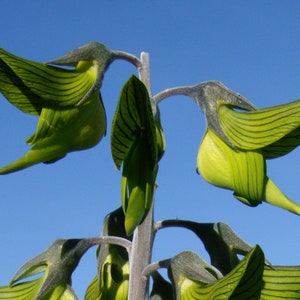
[0,42,113,174]
[154,81,300,214]
[194,81,300,214]
[0,238,96,299]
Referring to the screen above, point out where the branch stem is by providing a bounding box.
[87,236,132,254]
[153,86,191,103]
[112,50,142,70]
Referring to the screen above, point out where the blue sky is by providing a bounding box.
[1,0,300,298]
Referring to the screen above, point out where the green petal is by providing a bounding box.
[0,277,44,300]
[85,276,101,300]
[170,246,264,300]
[264,177,300,215]
[99,259,129,300]
[0,48,97,113]
[218,100,300,152]
[261,265,300,299]
[0,278,77,300]
[95,208,130,299]
[185,246,264,300]
[262,127,300,159]
[0,91,106,174]
[197,129,265,206]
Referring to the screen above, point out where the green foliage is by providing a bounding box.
[1,42,300,299]
[111,75,165,235]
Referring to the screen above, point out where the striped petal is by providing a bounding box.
[261,265,300,299]
[0,277,43,300]
[169,246,264,300]
[197,129,265,206]
[0,48,98,114]
[218,100,300,154]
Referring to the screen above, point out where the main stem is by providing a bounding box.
[127,52,155,300]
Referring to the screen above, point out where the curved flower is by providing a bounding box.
[195,81,300,214]
[86,208,130,300]
[0,42,113,173]
[168,246,264,300]
[0,238,95,300]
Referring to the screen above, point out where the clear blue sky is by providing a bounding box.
[1,1,300,298]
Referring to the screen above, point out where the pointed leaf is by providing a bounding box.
[111,75,157,169]
[111,75,158,234]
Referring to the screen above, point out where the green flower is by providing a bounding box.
[195,81,300,214]
[154,80,300,214]
[85,208,130,300]
[0,42,113,174]
[0,239,94,299]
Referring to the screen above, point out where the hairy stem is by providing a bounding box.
[113,50,142,70]
[153,86,191,103]
[87,236,132,254]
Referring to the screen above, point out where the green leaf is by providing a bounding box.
[111,74,157,169]
[111,75,159,235]
[169,245,264,300]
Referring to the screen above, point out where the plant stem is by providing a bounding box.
[153,86,191,103]
[127,52,155,300]
[128,202,155,300]
[87,236,132,254]
[113,50,142,70]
